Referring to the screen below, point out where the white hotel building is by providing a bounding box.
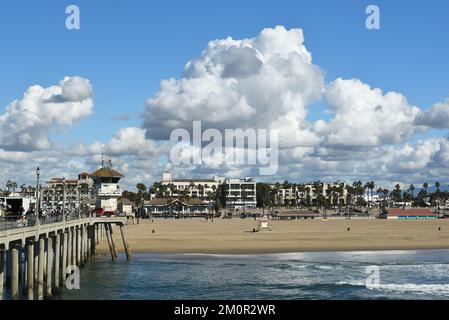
[160,172,221,203]
[223,177,257,209]
[157,172,257,209]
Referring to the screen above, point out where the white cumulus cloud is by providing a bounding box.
[143,25,324,148]
[415,99,449,128]
[317,78,421,148]
[0,76,94,151]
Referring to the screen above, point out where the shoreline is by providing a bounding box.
[96,219,449,255]
[97,246,449,255]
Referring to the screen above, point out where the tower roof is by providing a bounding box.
[90,167,124,178]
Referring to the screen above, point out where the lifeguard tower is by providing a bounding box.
[258,214,270,231]
[90,155,124,214]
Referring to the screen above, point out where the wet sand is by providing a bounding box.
[97,218,449,254]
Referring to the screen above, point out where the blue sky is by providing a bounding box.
[1,0,448,143]
[0,0,449,187]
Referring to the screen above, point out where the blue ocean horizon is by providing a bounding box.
[56,249,449,300]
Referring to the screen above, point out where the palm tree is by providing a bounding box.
[352,181,364,207]
[241,189,247,214]
[423,182,429,194]
[198,184,205,200]
[393,184,402,203]
[274,182,281,206]
[435,181,441,209]
[435,181,441,193]
[364,181,375,206]
[6,180,17,194]
[408,184,415,206]
[408,184,415,197]
[312,181,324,209]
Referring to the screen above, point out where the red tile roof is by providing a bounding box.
[386,208,437,217]
[90,167,124,178]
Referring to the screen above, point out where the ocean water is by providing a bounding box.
[57,250,449,300]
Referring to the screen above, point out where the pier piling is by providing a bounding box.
[34,242,38,286]
[60,231,70,285]
[38,238,44,300]
[46,237,53,298]
[76,227,81,267]
[67,228,72,268]
[96,225,99,245]
[109,224,118,259]
[119,225,131,261]
[105,224,116,261]
[84,225,88,262]
[79,227,84,267]
[0,247,4,300]
[26,241,34,300]
[54,234,60,289]
[11,246,19,300]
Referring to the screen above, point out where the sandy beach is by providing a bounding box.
[96,218,449,254]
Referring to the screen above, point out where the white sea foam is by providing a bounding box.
[337,281,449,296]
[377,283,449,296]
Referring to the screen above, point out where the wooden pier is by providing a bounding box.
[0,216,129,300]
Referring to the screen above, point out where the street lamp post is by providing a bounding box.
[36,167,40,225]
[77,185,81,219]
[62,177,66,221]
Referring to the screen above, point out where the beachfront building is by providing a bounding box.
[385,208,438,219]
[271,182,347,207]
[0,196,33,216]
[42,173,94,212]
[90,166,124,213]
[42,178,78,212]
[271,209,319,220]
[223,177,257,209]
[118,197,133,215]
[143,197,211,217]
[78,172,94,190]
[152,172,257,210]
[272,186,300,206]
[158,172,221,204]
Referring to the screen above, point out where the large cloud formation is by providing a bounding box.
[0,76,93,151]
[144,25,324,148]
[138,25,449,187]
[311,78,424,163]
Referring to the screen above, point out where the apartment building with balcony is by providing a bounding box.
[158,172,221,204]
[271,182,347,206]
[223,177,257,209]
[154,173,257,209]
[42,178,78,211]
[42,173,94,212]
